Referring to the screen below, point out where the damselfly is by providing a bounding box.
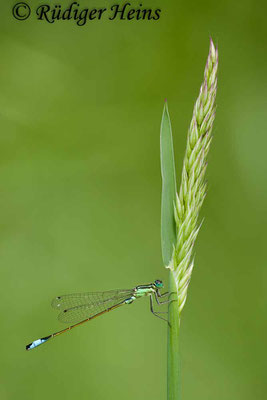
[26,279,169,350]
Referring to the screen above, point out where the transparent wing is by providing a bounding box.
[51,289,134,324]
[51,289,134,310]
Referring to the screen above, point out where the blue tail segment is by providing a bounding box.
[26,335,51,350]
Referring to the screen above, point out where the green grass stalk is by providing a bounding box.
[167,271,180,399]
[161,39,218,400]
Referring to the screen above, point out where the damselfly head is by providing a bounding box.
[154,279,163,288]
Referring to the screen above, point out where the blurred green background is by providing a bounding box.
[0,0,266,399]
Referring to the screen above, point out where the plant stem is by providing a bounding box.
[166,39,218,400]
[167,270,180,400]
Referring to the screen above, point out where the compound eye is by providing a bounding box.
[155,279,163,287]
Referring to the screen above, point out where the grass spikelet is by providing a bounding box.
[172,38,218,313]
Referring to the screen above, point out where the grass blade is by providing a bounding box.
[160,100,177,267]
[160,100,180,399]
